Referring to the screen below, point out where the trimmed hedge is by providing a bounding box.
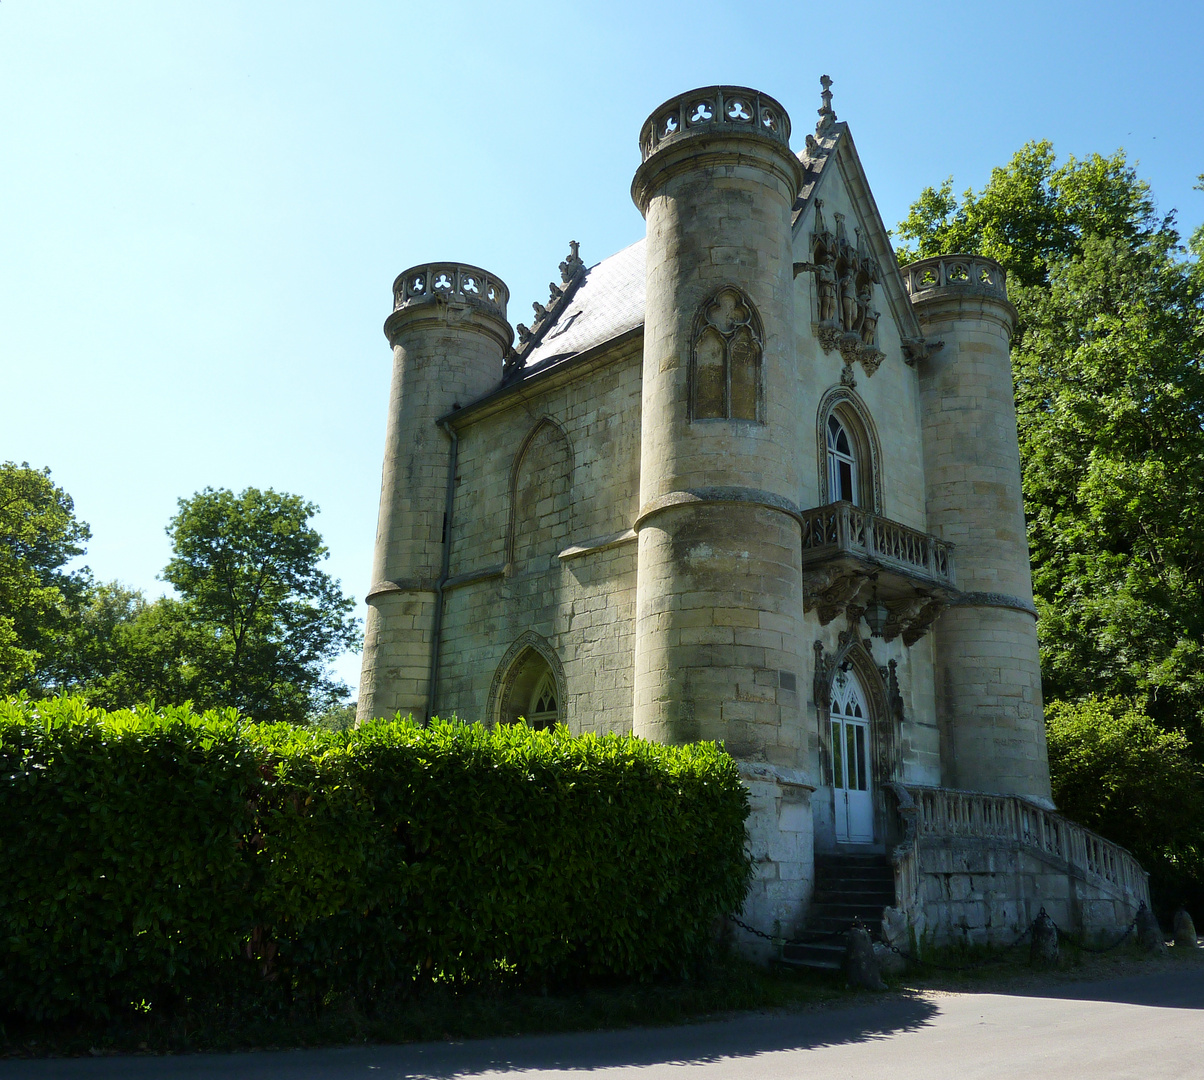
[0,697,751,1020]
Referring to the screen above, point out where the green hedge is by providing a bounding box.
[0,697,751,1020]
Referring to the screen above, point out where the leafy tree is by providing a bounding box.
[44,588,199,710]
[1046,697,1204,915]
[0,462,90,694]
[893,140,1168,291]
[157,487,360,724]
[896,146,1204,735]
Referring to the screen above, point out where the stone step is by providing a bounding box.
[814,881,895,897]
[781,939,845,970]
[810,900,891,918]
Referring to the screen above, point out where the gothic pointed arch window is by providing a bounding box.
[488,634,566,731]
[690,286,764,421]
[816,388,882,513]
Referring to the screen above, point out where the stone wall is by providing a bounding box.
[887,786,1150,950]
[434,338,643,730]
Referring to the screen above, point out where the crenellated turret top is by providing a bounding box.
[391,262,509,321]
[638,86,791,163]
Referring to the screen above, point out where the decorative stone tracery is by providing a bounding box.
[690,286,764,421]
[812,633,899,796]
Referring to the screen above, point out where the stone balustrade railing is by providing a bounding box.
[639,86,791,162]
[800,501,955,587]
[893,785,1150,909]
[392,262,509,319]
[901,255,1009,304]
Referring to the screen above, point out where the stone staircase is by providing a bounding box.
[781,853,895,970]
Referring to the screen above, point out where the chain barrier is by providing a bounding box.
[1053,909,1141,954]
[729,903,1145,973]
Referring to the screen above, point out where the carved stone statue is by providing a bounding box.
[816,252,837,324]
[861,309,879,347]
[558,240,585,284]
[855,278,872,335]
[839,267,857,332]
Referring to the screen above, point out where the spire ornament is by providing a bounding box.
[817,74,836,134]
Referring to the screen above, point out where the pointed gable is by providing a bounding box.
[792,121,923,346]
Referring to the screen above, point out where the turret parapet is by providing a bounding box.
[637,86,791,163]
[391,262,509,320]
[902,255,1010,306]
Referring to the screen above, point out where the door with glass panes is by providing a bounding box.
[830,668,873,843]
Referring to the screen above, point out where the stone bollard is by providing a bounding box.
[844,926,886,990]
[872,941,908,977]
[1135,903,1167,955]
[1173,908,1198,948]
[1029,910,1059,967]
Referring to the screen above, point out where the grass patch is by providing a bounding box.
[0,955,844,1059]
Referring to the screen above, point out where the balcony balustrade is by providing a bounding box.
[799,501,957,643]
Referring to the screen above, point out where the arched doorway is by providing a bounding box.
[490,636,564,730]
[830,666,873,843]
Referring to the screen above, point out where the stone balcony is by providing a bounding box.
[800,501,957,644]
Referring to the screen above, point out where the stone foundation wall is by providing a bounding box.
[895,839,1149,950]
[734,762,815,961]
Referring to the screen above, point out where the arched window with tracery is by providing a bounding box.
[691,286,764,421]
[827,413,858,504]
[489,636,566,731]
[528,671,558,730]
[816,389,882,513]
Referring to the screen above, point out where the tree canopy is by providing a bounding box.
[896,143,1204,737]
[159,487,360,723]
[4,480,359,724]
[0,462,90,695]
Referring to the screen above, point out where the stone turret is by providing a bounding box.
[630,86,805,761]
[357,264,512,723]
[906,255,1053,805]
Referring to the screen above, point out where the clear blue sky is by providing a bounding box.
[3,1,1201,697]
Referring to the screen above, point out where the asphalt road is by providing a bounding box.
[6,967,1203,1080]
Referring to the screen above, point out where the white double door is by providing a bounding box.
[831,670,874,844]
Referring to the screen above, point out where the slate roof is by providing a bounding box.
[512,109,921,379]
[521,239,646,371]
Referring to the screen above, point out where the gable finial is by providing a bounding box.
[817,74,836,134]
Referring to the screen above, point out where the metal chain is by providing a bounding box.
[1054,909,1141,954]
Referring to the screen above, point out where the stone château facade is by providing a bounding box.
[357,80,1149,953]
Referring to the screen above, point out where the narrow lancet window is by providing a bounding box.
[827,413,858,503]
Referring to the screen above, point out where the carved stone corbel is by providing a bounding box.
[881,596,928,643]
[902,337,944,366]
[901,596,949,646]
[803,568,869,626]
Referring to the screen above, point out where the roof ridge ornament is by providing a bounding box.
[503,241,588,381]
[816,74,836,135]
[559,240,585,284]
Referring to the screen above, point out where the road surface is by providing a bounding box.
[5,967,1202,1080]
